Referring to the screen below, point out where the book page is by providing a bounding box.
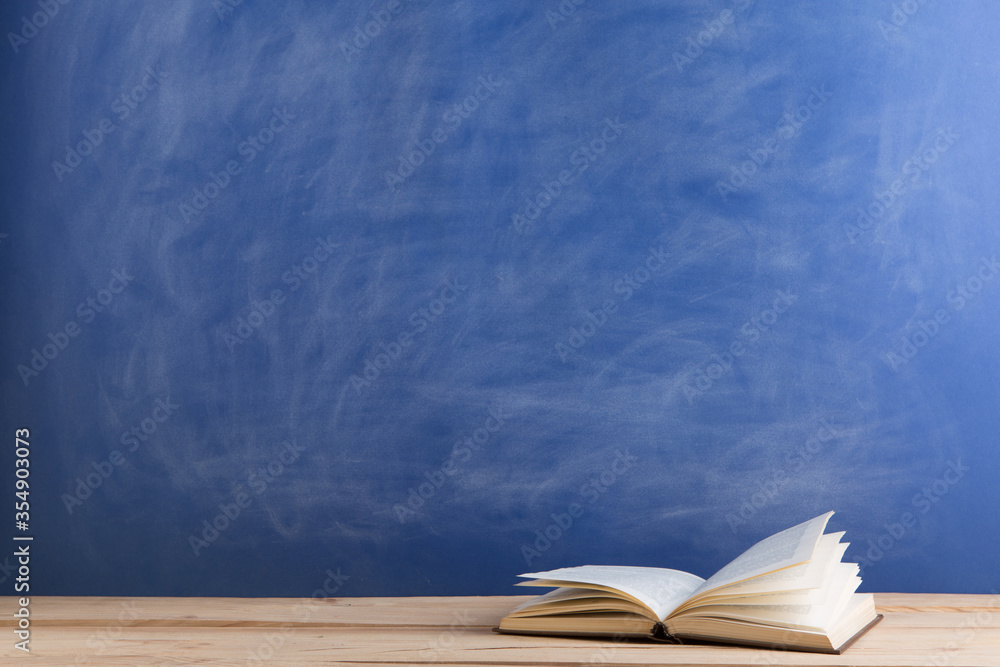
[674,568,862,635]
[702,563,856,607]
[509,586,629,614]
[691,534,847,603]
[678,562,860,627]
[517,565,705,620]
[693,512,833,595]
[508,587,655,618]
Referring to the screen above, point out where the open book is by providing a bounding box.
[497,512,882,654]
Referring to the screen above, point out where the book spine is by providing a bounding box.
[652,622,683,644]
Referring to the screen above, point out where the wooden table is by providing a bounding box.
[2,594,998,665]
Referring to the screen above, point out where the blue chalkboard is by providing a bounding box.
[2,0,998,599]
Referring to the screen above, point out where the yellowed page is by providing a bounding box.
[516,565,704,620]
[688,534,847,605]
[693,512,833,594]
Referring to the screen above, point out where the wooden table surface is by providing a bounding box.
[1,593,998,666]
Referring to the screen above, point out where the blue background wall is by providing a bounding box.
[1,0,998,597]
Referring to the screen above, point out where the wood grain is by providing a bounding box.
[1,593,997,665]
